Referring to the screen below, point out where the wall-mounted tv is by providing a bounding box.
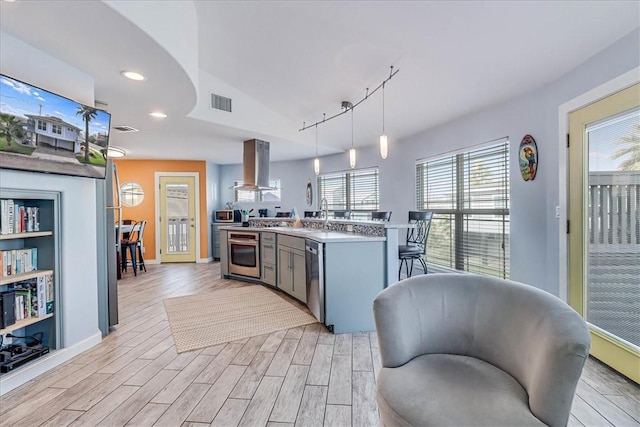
[0,74,111,179]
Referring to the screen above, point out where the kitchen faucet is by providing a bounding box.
[320,197,329,227]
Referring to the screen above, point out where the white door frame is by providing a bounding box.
[557,66,639,302]
[154,172,202,263]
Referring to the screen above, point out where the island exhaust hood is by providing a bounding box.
[238,139,270,190]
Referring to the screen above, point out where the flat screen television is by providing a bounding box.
[0,74,111,179]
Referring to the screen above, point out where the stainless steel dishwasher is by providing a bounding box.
[305,239,324,323]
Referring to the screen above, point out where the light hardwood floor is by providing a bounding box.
[1,263,638,426]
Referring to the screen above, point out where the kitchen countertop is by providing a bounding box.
[219,225,386,243]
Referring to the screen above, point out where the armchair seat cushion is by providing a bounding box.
[377,353,545,427]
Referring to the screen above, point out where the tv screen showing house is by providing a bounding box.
[0,74,111,179]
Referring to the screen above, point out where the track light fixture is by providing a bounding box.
[350,107,356,169]
[300,66,398,171]
[380,81,388,160]
[314,123,320,175]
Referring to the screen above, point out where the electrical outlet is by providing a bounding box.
[346,224,353,232]
[555,206,560,219]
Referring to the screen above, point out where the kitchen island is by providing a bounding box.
[220,219,393,333]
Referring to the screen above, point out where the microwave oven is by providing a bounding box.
[213,210,240,223]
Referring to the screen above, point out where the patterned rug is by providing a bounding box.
[163,285,318,353]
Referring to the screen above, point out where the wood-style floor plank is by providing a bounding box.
[229,351,276,400]
[70,385,140,426]
[307,344,333,386]
[325,404,352,427]
[153,383,210,426]
[238,376,284,427]
[295,385,328,427]
[211,398,250,427]
[150,354,214,405]
[1,263,637,427]
[327,355,352,405]
[352,371,378,427]
[187,364,246,423]
[270,365,310,423]
[125,402,169,427]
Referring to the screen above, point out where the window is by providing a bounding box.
[416,139,509,278]
[38,120,47,131]
[51,123,62,134]
[233,179,281,203]
[317,167,379,219]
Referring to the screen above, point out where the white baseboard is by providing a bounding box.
[0,330,102,395]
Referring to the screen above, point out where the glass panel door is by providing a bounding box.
[568,83,640,383]
[160,176,196,263]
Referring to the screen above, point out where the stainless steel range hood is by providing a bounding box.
[238,139,270,190]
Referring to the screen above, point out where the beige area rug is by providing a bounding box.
[164,285,318,353]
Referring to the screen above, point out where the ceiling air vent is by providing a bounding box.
[211,93,232,112]
[113,125,139,132]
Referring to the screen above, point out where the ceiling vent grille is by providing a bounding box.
[211,93,232,112]
[113,125,139,132]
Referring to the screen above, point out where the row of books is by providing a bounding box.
[12,272,54,320]
[0,199,40,235]
[0,248,38,277]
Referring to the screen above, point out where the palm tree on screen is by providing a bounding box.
[611,122,640,171]
[77,106,98,162]
[0,113,25,147]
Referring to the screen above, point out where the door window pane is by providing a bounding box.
[166,183,189,254]
[586,109,640,347]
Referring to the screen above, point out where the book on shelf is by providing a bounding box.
[0,248,38,277]
[0,199,40,234]
[45,272,54,314]
[4,271,53,320]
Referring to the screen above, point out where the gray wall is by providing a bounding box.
[219,28,640,297]
[220,160,317,217]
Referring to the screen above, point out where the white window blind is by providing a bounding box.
[416,139,510,278]
[317,167,379,219]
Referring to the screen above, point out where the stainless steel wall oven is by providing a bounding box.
[228,231,260,278]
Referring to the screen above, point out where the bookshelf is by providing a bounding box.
[0,191,60,377]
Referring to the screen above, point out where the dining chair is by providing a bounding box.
[333,210,351,219]
[121,220,147,276]
[398,211,433,279]
[371,211,392,221]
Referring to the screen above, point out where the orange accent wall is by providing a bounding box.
[114,159,209,261]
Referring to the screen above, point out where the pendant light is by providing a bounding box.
[380,81,388,159]
[349,107,356,168]
[313,124,320,175]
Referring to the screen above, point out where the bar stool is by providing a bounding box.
[371,211,392,221]
[398,211,433,279]
[121,220,147,276]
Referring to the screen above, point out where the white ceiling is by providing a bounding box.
[1,0,638,164]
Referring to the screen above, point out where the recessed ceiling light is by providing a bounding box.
[121,71,145,81]
[106,146,127,158]
[149,111,167,118]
